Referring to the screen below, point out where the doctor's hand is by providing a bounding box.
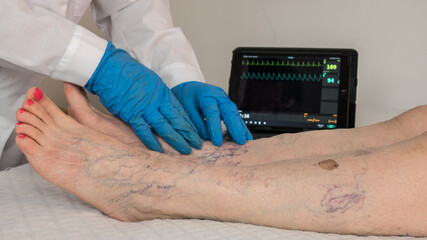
[171,81,253,146]
[85,42,202,154]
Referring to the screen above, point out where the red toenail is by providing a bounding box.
[17,122,22,125]
[20,108,25,113]
[19,134,25,138]
[34,87,43,101]
[27,99,34,106]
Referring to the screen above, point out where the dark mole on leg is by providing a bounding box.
[318,159,339,170]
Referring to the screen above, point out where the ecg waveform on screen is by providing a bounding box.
[241,72,322,81]
[242,60,323,67]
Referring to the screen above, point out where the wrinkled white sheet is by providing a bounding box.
[0,164,421,240]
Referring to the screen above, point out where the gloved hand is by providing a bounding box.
[85,42,202,154]
[172,81,253,146]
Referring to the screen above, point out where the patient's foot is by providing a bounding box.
[15,87,197,221]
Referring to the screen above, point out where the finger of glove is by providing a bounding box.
[172,95,201,135]
[219,102,247,145]
[129,116,163,152]
[170,92,204,147]
[179,105,210,141]
[200,98,223,146]
[146,111,192,154]
[239,117,253,140]
[171,87,209,141]
[160,105,203,150]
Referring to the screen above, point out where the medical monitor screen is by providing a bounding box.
[228,48,357,132]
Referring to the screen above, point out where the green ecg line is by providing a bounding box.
[241,72,322,81]
[242,60,323,67]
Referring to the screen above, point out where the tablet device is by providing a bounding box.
[228,47,358,137]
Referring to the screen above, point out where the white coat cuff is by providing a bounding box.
[158,63,205,89]
[51,26,108,86]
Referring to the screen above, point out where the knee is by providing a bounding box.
[386,105,427,136]
[394,105,427,125]
[412,104,427,115]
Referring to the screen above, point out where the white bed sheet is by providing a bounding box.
[0,164,422,240]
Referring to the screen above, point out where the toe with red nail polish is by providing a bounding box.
[34,87,44,101]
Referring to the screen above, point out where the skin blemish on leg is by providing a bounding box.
[318,159,339,170]
[353,150,372,157]
[321,185,365,214]
[199,145,248,165]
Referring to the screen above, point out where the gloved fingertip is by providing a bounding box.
[154,147,164,153]
[206,122,223,146]
[245,130,253,141]
[211,135,223,146]
[195,139,203,149]
[190,136,203,150]
[179,146,192,155]
[247,134,254,141]
[240,119,253,141]
[235,137,246,145]
[131,120,163,153]
[184,131,203,149]
[229,130,246,145]
[228,127,246,145]
[148,142,163,153]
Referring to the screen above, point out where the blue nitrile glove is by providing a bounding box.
[171,81,253,146]
[85,42,202,154]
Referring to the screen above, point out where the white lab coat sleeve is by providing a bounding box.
[0,0,107,86]
[91,0,205,89]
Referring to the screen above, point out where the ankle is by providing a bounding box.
[124,154,204,220]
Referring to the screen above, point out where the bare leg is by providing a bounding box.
[16,88,427,236]
[64,83,427,165]
[187,132,427,236]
